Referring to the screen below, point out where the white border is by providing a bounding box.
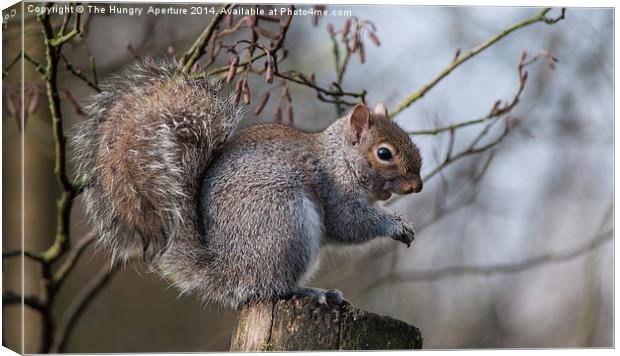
[0,1,616,355]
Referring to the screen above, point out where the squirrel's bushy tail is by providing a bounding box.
[73,60,243,262]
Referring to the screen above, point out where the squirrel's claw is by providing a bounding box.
[321,289,345,305]
[293,287,346,306]
[395,232,414,248]
[391,215,416,247]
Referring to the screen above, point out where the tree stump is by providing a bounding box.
[230,297,423,351]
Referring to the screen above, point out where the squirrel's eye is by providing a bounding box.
[377,147,393,161]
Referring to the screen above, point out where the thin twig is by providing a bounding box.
[411,49,540,183]
[50,262,121,353]
[57,10,72,37]
[49,12,81,47]
[424,120,510,182]
[23,52,47,76]
[3,290,46,312]
[200,7,294,77]
[59,52,101,92]
[316,92,359,106]
[329,33,340,79]
[210,10,364,107]
[2,50,21,78]
[84,41,99,87]
[3,249,45,262]
[271,6,294,54]
[181,3,231,72]
[275,71,365,100]
[390,7,565,118]
[354,229,612,300]
[52,232,97,289]
[217,15,250,37]
[336,44,352,85]
[411,230,613,280]
[409,116,493,136]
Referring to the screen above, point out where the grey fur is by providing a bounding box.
[73,60,421,309]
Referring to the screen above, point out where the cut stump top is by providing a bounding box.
[230,296,423,351]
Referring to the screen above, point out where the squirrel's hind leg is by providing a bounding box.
[291,287,345,306]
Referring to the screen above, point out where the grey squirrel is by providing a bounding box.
[73,60,423,308]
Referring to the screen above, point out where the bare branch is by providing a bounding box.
[181,4,232,72]
[193,7,293,80]
[52,232,97,289]
[23,52,47,76]
[57,10,72,37]
[59,52,101,92]
[354,230,612,300]
[390,7,566,118]
[38,3,83,266]
[3,290,45,312]
[407,48,547,184]
[2,50,21,78]
[50,262,121,353]
[49,12,81,47]
[410,231,612,279]
[422,119,509,182]
[275,70,365,100]
[409,115,494,136]
[2,248,45,263]
[84,42,99,87]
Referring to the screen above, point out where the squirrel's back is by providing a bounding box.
[73,60,243,261]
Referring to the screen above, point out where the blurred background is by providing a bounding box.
[2,2,613,352]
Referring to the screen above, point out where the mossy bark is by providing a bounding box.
[230,297,422,351]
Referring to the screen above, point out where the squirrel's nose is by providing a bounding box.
[404,181,422,194]
[401,180,422,194]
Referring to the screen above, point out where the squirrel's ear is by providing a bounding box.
[374,102,389,117]
[349,103,372,145]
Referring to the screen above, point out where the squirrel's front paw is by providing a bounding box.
[391,215,415,248]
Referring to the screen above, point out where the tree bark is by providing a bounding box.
[230,297,422,351]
